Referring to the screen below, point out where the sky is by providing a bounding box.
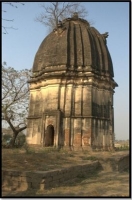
[2,2,130,140]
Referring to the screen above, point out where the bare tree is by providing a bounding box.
[2,62,30,146]
[2,2,24,34]
[35,2,88,30]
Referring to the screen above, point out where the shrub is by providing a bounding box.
[16,134,26,146]
[2,134,12,148]
[115,145,129,151]
[2,133,26,148]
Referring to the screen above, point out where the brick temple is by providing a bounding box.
[27,13,118,150]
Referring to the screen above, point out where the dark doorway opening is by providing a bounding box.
[45,125,54,146]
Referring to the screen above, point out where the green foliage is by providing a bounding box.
[2,133,26,148]
[116,145,129,151]
[22,142,32,153]
[16,134,26,146]
[123,168,129,173]
[2,134,12,148]
[2,133,12,141]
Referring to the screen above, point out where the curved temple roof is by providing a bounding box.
[32,14,114,78]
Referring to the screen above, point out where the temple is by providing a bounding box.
[26,13,118,150]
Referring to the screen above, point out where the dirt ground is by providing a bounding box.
[2,147,129,171]
[2,171,129,197]
[2,147,130,197]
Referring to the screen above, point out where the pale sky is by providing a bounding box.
[2,2,130,140]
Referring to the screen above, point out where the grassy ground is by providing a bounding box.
[2,146,99,171]
[2,171,129,197]
[2,146,129,171]
[2,147,130,197]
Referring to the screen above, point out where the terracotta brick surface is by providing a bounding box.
[64,129,70,146]
[74,133,81,146]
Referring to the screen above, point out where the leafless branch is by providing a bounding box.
[2,2,24,34]
[35,2,88,30]
[2,18,14,22]
[2,63,30,145]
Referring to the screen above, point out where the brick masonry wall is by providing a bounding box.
[2,161,100,192]
[118,154,129,172]
[2,154,129,192]
[98,154,129,172]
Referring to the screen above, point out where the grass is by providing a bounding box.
[2,147,129,197]
[2,146,129,172]
[116,146,129,151]
[2,147,88,171]
[80,156,97,161]
[2,172,129,197]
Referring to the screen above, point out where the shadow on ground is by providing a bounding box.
[2,171,130,197]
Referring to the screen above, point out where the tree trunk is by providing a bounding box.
[6,118,27,147]
[11,132,18,147]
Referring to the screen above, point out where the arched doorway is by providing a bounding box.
[45,125,54,146]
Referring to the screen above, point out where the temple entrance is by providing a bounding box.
[45,125,54,146]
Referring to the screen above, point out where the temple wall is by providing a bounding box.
[40,87,47,112]
[27,79,115,149]
[73,118,82,146]
[41,85,59,112]
[26,120,33,144]
[60,85,65,112]
[74,86,81,116]
[82,118,91,146]
[34,90,41,116]
[26,119,42,145]
[62,84,92,147]
[63,117,92,147]
[83,86,92,116]
[63,117,70,146]
[28,91,36,116]
[91,85,115,149]
[64,85,72,115]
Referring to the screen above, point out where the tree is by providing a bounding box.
[2,62,31,146]
[2,2,24,34]
[35,2,88,30]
